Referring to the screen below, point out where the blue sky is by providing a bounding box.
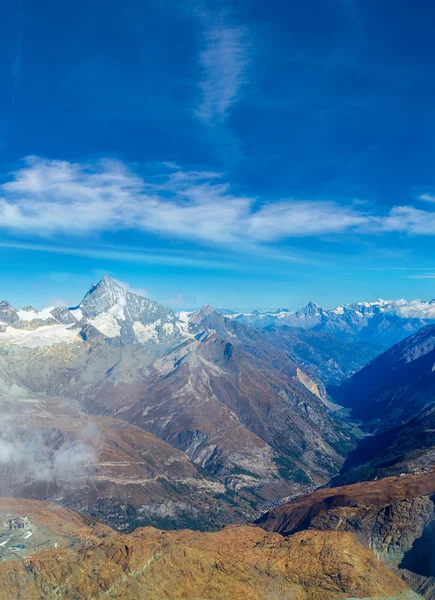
[1,0,435,310]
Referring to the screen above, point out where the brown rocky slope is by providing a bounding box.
[0,392,250,531]
[256,472,435,598]
[0,497,420,600]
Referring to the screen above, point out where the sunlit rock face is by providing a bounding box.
[255,472,435,599]
[0,498,420,600]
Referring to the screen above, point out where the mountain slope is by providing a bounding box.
[118,309,356,498]
[331,403,435,486]
[256,472,435,599]
[333,324,435,432]
[0,381,248,531]
[0,498,418,600]
[262,324,380,385]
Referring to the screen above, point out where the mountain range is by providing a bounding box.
[0,276,364,529]
[3,276,435,597]
[229,298,435,348]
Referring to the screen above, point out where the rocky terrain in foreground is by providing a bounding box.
[0,497,420,600]
[256,471,435,599]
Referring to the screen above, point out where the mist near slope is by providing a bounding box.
[0,420,100,487]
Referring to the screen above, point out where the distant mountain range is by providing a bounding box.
[2,277,434,349]
[225,297,435,348]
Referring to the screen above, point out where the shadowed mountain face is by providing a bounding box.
[330,403,435,487]
[332,324,435,432]
[261,324,381,385]
[324,325,435,488]
[0,497,420,600]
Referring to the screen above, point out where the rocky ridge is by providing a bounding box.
[0,497,420,600]
[256,472,435,599]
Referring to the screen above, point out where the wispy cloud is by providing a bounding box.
[0,239,244,271]
[196,22,250,124]
[419,193,435,203]
[2,157,435,253]
[371,206,435,235]
[406,273,435,279]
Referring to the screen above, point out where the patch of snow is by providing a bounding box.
[17,306,56,322]
[17,309,38,321]
[163,322,174,335]
[89,312,121,337]
[133,320,160,343]
[0,324,81,348]
[87,300,129,337]
[0,537,11,547]
[177,311,192,323]
[70,308,83,321]
[176,311,194,336]
[39,306,56,320]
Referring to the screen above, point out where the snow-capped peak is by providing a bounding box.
[296,301,322,318]
[66,276,187,343]
[78,276,128,310]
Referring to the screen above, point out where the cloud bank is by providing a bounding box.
[1,157,435,250]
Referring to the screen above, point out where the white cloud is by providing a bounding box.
[196,23,250,123]
[0,421,98,485]
[372,206,435,235]
[419,193,435,203]
[246,200,368,240]
[0,156,143,234]
[2,156,435,252]
[0,240,241,271]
